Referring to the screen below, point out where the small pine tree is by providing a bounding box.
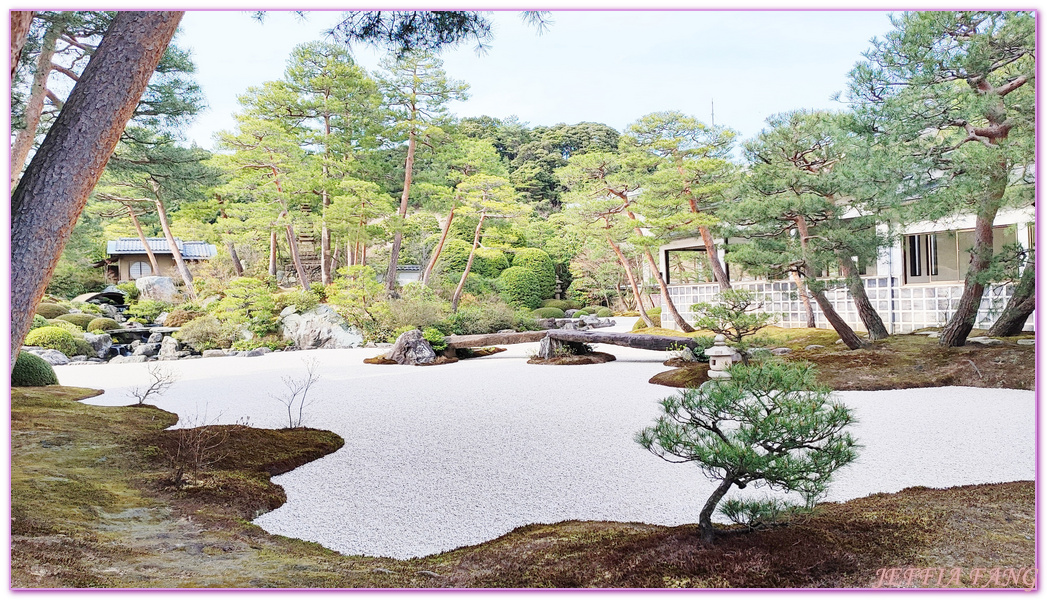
[691,289,775,346]
[636,360,858,543]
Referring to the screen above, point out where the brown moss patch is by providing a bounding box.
[455,347,507,359]
[364,355,397,365]
[650,363,711,388]
[527,351,616,365]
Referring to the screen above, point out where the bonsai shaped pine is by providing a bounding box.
[636,360,858,543]
[691,288,776,347]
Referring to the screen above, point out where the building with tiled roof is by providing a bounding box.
[102,237,217,282]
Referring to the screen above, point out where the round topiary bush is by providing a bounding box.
[473,248,510,279]
[11,352,58,387]
[55,313,96,330]
[71,337,97,358]
[583,306,603,315]
[435,239,475,274]
[633,307,663,330]
[35,302,69,319]
[46,319,85,335]
[498,266,543,309]
[24,326,78,356]
[30,314,49,331]
[574,310,590,317]
[511,248,556,299]
[541,299,582,311]
[532,306,566,319]
[87,317,119,332]
[164,309,204,328]
[596,308,614,318]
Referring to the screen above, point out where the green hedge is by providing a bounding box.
[24,326,79,356]
[511,248,556,299]
[87,317,119,332]
[497,267,543,309]
[532,306,566,319]
[435,239,475,274]
[11,352,58,386]
[55,313,96,330]
[541,299,581,311]
[473,248,509,278]
[35,303,69,319]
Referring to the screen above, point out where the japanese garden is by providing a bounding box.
[9,10,1035,589]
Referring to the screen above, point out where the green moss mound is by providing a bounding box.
[633,307,663,330]
[532,307,566,319]
[596,308,614,318]
[511,248,556,299]
[35,303,69,319]
[24,327,78,357]
[11,352,59,387]
[541,299,582,311]
[46,319,85,335]
[498,267,543,309]
[87,317,119,332]
[55,313,95,330]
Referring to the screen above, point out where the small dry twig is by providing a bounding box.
[129,364,177,405]
[271,357,321,429]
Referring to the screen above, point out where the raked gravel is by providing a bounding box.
[55,320,1035,560]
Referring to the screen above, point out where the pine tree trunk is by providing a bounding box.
[226,240,244,277]
[320,116,333,285]
[386,130,418,294]
[10,11,183,365]
[11,14,62,188]
[809,285,865,349]
[128,209,160,275]
[422,203,455,285]
[11,11,35,78]
[644,247,695,332]
[284,222,311,291]
[987,251,1035,337]
[451,213,485,312]
[698,226,731,290]
[838,253,889,340]
[939,206,999,347]
[269,229,278,277]
[699,477,734,544]
[154,198,197,300]
[790,271,816,328]
[608,236,653,327]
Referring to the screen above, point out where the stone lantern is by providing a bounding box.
[704,334,735,379]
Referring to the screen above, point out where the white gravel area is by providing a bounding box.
[55,320,1035,560]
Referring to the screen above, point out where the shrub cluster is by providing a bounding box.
[35,303,69,319]
[125,299,171,323]
[532,306,566,319]
[472,248,509,278]
[46,319,85,335]
[11,352,58,386]
[174,315,238,352]
[87,317,120,332]
[55,313,96,330]
[633,307,663,330]
[30,315,49,331]
[24,326,79,356]
[163,309,204,328]
[274,288,322,314]
[541,299,582,311]
[497,266,543,309]
[511,248,556,299]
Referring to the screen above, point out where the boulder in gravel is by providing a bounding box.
[154,312,169,326]
[83,332,113,358]
[1017,339,1035,346]
[280,305,362,350]
[109,355,148,364]
[147,331,164,344]
[132,343,160,357]
[202,349,229,358]
[805,344,825,351]
[386,329,435,365]
[966,336,1002,345]
[27,348,70,365]
[158,336,185,360]
[135,276,179,303]
[240,348,268,358]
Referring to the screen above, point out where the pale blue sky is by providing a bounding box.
[177,10,898,150]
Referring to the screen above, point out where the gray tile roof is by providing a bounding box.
[106,238,217,259]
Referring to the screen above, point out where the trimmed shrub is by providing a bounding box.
[210,278,278,337]
[437,298,539,336]
[30,315,49,331]
[498,266,543,309]
[574,310,590,317]
[24,326,78,356]
[125,299,171,323]
[164,309,204,328]
[511,248,556,298]
[11,352,58,387]
[541,299,581,311]
[70,301,103,315]
[422,327,448,351]
[274,289,322,314]
[87,317,119,333]
[173,315,237,352]
[532,306,566,319]
[632,307,663,330]
[47,319,85,335]
[55,313,96,330]
[435,239,475,274]
[473,248,510,279]
[583,306,603,314]
[115,281,139,302]
[71,337,97,358]
[35,303,69,319]
[596,308,614,318]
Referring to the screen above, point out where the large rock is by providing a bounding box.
[25,348,70,365]
[280,305,363,350]
[202,349,229,358]
[109,355,148,364]
[83,332,113,359]
[386,329,435,365]
[158,336,186,361]
[135,276,179,303]
[147,331,164,344]
[132,343,160,357]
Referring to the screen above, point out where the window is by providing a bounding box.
[905,226,1017,284]
[665,249,715,285]
[129,261,152,279]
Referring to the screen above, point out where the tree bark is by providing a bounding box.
[608,236,653,327]
[10,11,35,78]
[987,251,1035,337]
[837,253,889,340]
[268,228,279,277]
[284,221,311,291]
[11,14,62,188]
[643,247,695,332]
[421,202,455,285]
[698,226,731,290]
[128,208,160,275]
[451,212,485,312]
[385,129,418,293]
[153,198,197,300]
[10,10,183,366]
[789,271,816,328]
[939,206,998,347]
[699,476,734,544]
[225,240,244,277]
[320,115,333,286]
[809,286,865,349]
